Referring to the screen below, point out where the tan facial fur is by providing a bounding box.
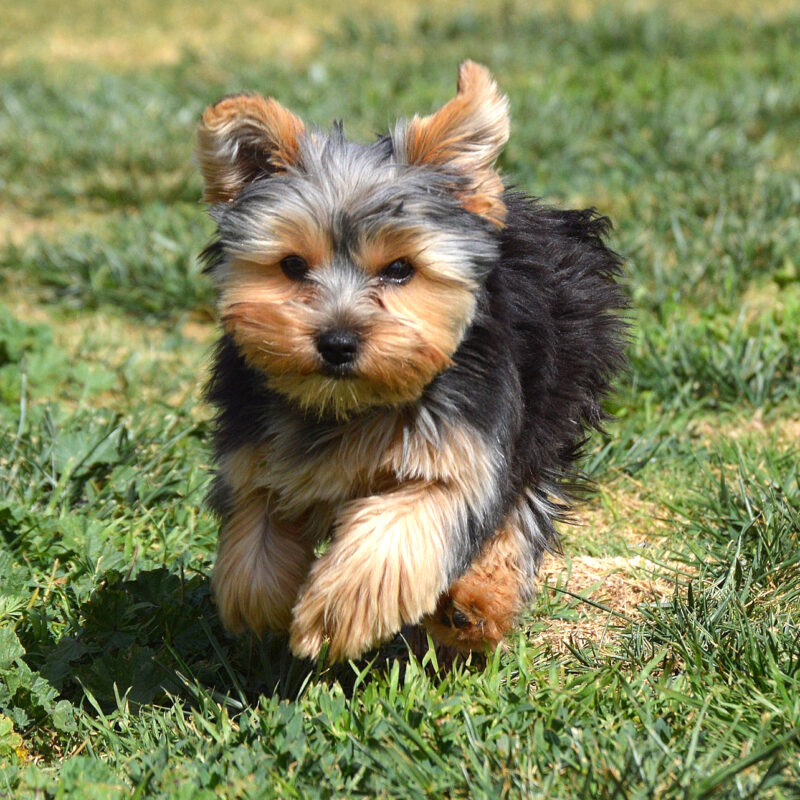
[217,232,478,420]
[219,260,320,384]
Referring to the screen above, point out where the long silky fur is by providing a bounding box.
[198,68,627,659]
[205,189,626,576]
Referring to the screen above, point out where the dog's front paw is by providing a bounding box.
[289,490,449,661]
[289,553,401,661]
[287,615,326,661]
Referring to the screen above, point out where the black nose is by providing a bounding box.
[316,330,359,367]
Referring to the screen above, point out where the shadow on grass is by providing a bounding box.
[24,566,445,715]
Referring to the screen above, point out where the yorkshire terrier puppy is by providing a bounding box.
[195,62,626,662]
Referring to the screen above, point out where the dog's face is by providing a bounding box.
[197,62,510,419]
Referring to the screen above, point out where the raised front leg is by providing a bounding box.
[212,489,317,635]
[289,481,471,661]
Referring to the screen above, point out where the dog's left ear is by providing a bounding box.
[395,61,510,226]
[196,93,306,203]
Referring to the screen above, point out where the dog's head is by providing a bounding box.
[197,61,509,419]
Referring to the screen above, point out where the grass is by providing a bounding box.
[1,0,799,796]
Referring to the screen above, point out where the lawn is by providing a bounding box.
[1,0,799,797]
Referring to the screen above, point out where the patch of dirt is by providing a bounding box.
[180,319,216,344]
[0,207,107,247]
[567,475,672,550]
[6,0,797,70]
[739,279,796,324]
[690,410,800,447]
[534,552,677,652]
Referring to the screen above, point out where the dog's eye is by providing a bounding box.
[280,255,309,280]
[379,258,414,285]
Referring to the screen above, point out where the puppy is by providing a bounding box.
[195,61,626,661]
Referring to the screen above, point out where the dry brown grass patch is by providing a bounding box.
[690,410,800,448]
[564,472,672,553]
[0,206,108,247]
[534,550,676,653]
[739,279,798,324]
[5,0,798,69]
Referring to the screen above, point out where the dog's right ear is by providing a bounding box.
[195,93,305,203]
